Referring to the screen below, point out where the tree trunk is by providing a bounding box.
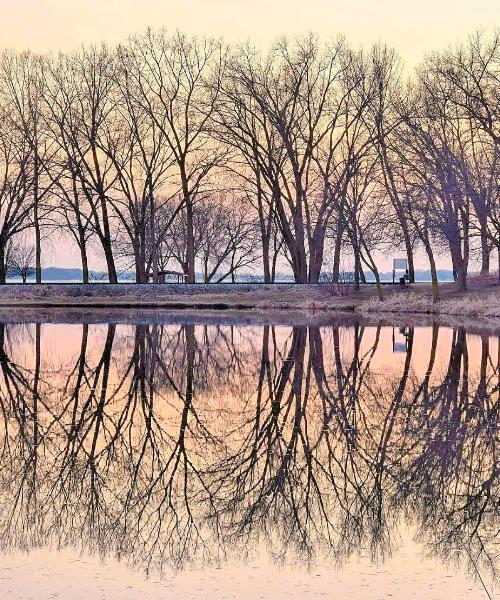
[332,222,343,283]
[78,232,89,283]
[185,199,196,283]
[402,224,415,284]
[181,161,195,284]
[423,235,440,303]
[91,140,117,283]
[73,174,89,284]
[34,147,42,284]
[256,180,271,283]
[272,187,306,283]
[0,242,5,285]
[97,195,117,283]
[135,255,143,284]
[294,241,308,283]
[462,217,470,282]
[373,271,383,301]
[360,241,383,301]
[292,186,308,283]
[271,246,278,282]
[450,242,467,292]
[480,219,490,275]
[364,256,383,300]
[308,227,326,283]
[138,225,146,284]
[353,235,361,292]
[203,257,209,284]
[147,184,158,284]
[34,202,42,283]
[102,237,117,283]
[261,236,271,283]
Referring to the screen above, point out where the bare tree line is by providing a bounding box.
[0,29,498,291]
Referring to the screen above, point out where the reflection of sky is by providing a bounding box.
[10,320,499,389]
[1,540,493,599]
[0,319,497,598]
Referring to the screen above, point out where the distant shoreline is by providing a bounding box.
[6,266,460,285]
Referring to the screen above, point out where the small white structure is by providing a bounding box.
[392,326,411,353]
[392,258,409,285]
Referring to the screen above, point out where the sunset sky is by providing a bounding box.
[3,0,500,66]
[2,0,498,273]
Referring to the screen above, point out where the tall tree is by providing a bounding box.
[119,30,227,283]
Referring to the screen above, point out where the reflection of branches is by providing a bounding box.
[0,319,496,589]
[392,328,499,585]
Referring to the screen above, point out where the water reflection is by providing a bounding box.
[0,319,497,591]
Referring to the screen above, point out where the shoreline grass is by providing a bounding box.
[359,293,500,318]
[0,282,498,321]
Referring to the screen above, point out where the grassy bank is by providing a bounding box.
[360,293,500,318]
[0,282,345,310]
[0,280,497,319]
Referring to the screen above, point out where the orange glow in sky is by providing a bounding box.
[3,0,500,66]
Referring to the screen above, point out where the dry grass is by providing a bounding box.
[360,292,500,318]
[0,281,498,320]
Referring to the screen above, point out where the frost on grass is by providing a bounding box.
[360,293,500,318]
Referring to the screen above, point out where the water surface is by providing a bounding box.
[0,316,497,599]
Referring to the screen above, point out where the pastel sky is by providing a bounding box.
[3,0,500,66]
[2,0,498,272]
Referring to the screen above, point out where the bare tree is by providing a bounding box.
[44,47,120,282]
[0,51,55,283]
[228,37,358,282]
[0,103,34,283]
[366,45,418,282]
[7,235,36,282]
[196,195,257,282]
[423,32,500,274]
[0,29,494,286]
[118,30,228,283]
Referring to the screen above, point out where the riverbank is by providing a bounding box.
[0,279,498,318]
[360,290,500,318]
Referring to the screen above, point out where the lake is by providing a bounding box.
[0,314,497,599]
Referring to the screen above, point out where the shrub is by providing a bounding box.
[321,270,355,297]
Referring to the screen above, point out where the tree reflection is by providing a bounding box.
[0,319,497,586]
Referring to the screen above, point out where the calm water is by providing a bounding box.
[0,316,497,599]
